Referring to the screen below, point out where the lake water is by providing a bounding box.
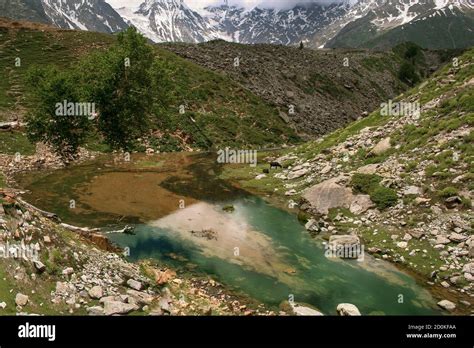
[16,152,440,315]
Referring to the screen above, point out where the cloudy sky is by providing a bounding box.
[106,0,351,11]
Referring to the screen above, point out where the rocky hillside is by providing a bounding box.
[0,188,278,316]
[163,40,453,137]
[0,18,298,151]
[221,47,474,314]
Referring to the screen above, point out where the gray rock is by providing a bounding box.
[370,137,391,156]
[126,290,154,305]
[350,194,375,214]
[15,293,29,307]
[86,306,104,316]
[33,261,46,273]
[328,235,361,259]
[462,262,474,275]
[291,303,323,316]
[403,186,422,196]
[437,300,456,311]
[435,236,451,245]
[303,177,354,215]
[126,279,143,291]
[88,286,103,300]
[448,232,467,243]
[336,303,361,316]
[103,300,139,316]
[287,168,309,180]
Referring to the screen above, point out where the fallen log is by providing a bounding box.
[104,225,135,235]
[60,223,101,233]
[16,197,60,221]
[0,121,25,130]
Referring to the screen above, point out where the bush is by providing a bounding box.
[438,186,458,198]
[398,61,420,86]
[370,187,398,209]
[350,173,382,194]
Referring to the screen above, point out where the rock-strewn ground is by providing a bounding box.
[221,48,474,314]
[162,40,449,138]
[0,189,282,316]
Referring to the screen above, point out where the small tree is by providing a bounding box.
[78,27,156,150]
[299,41,304,50]
[26,27,165,158]
[25,66,91,160]
[398,61,420,86]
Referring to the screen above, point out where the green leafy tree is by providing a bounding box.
[398,61,420,86]
[78,27,156,150]
[26,27,167,158]
[25,66,91,160]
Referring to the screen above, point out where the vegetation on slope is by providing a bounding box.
[0,19,298,155]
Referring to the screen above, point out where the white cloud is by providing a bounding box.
[106,0,350,11]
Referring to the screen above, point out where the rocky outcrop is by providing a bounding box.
[303,176,374,215]
[302,177,354,215]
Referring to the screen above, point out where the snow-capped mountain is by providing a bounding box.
[322,0,474,48]
[203,2,353,45]
[41,0,128,32]
[1,0,473,49]
[115,0,354,45]
[116,0,220,43]
[113,0,474,48]
[0,0,128,33]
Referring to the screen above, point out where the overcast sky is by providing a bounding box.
[106,0,351,11]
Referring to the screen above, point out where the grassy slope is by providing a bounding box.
[221,47,474,281]
[0,21,298,152]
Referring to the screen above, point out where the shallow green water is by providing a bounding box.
[16,153,440,315]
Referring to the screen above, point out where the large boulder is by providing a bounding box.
[328,235,361,259]
[336,303,361,316]
[302,177,354,215]
[350,195,375,214]
[370,137,391,156]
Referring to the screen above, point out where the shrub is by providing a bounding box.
[398,61,420,86]
[438,186,458,198]
[350,173,382,194]
[370,187,398,209]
